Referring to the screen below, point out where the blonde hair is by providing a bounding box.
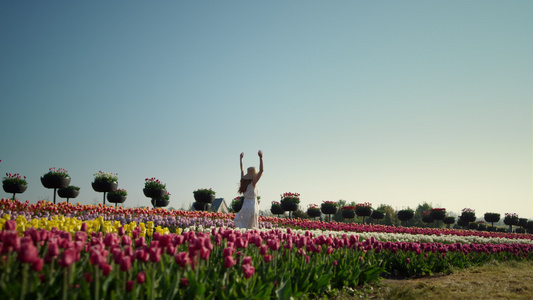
[238,179,253,194]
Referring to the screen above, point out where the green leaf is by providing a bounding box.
[276,277,293,300]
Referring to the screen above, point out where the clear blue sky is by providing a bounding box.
[1,1,532,218]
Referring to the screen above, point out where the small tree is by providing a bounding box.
[443,216,455,228]
[397,209,414,227]
[460,208,476,223]
[518,218,528,229]
[371,210,385,224]
[484,212,500,228]
[503,213,519,232]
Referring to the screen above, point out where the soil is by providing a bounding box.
[368,261,533,300]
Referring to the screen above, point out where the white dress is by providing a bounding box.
[234,183,259,229]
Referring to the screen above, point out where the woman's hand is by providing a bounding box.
[240,152,244,159]
[258,150,263,158]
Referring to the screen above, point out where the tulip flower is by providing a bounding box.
[242,264,255,279]
[180,278,189,287]
[224,255,236,268]
[59,248,77,267]
[137,271,146,284]
[174,252,189,268]
[84,272,93,283]
[126,280,134,292]
[32,258,44,272]
[17,242,39,264]
[120,256,132,272]
[101,263,112,276]
[241,256,252,265]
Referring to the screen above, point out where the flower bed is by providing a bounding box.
[1,198,533,299]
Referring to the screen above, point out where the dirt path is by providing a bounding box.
[368,261,533,300]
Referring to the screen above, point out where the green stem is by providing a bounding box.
[20,264,29,300]
[150,269,155,300]
[62,266,69,300]
[123,271,127,294]
[94,268,100,300]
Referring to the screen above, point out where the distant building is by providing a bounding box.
[210,198,229,214]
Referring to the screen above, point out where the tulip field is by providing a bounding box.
[1,199,533,299]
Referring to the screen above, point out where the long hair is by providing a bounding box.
[238,179,253,194]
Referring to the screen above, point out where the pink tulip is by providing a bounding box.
[224,255,236,268]
[223,247,235,257]
[101,263,112,276]
[135,237,146,248]
[149,246,162,263]
[200,248,211,260]
[90,250,103,266]
[59,248,77,267]
[241,256,252,265]
[121,235,132,247]
[120,256,132,272]
[166,244,176,255]
[32,258,44,272]
[2,231,20,253]
[236,237,248,249]
[267,239,280,251]
[174,252,189,268]
[263,255,272,263]
[18,242,39,264]
[5,220,17,230]
[113,248,124,264]
[124,245,134,257]
[181,278,189,287]
[159,235,171,248]
[242,264,255,279]
[75,231,87,242]
[214,234,222,246]
[137,271,146,284]
[126,280,134,292]
[260,245,268,256]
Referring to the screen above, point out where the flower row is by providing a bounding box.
[2,223,533,299]
[2,199,532,242]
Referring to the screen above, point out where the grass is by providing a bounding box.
[323,260,533,300]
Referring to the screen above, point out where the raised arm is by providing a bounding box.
[252,150,264,186]
[240,152,245,178]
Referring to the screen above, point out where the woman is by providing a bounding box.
[234,150,263,229]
